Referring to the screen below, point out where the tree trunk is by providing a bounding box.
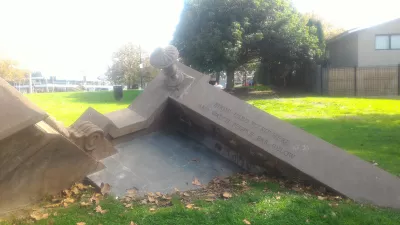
[226,68,235,90]
[216,72,221,83]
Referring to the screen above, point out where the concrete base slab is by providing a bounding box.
[88,130,243,197]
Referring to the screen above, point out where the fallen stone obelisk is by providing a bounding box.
[0,78,116,214]
[78,45,400,209]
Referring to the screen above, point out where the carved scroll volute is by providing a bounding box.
[150,45,184,88]
[70,121,104,152]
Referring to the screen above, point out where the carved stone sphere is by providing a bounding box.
[150,45,179,69]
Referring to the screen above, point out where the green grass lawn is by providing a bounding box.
[3,176,400,225]
[12,91,399,225]
[26,90,142,126]
[248,97,400,175]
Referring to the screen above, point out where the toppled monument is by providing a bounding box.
[1,45,399,214]
[81,45,400,209]
[0,78,116,214]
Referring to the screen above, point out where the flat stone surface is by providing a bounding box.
[88,130,243,197]
[106,108,145,129]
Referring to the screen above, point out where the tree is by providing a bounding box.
[0,59,28,82]
[255,5,323,87]
[106,43,159,88]
[172,0,323,90]
[303,12,345,40]
[172,0,278,90]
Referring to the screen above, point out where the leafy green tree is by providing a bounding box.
[172,0,277,90]
[303,12,345,40]
[255,4,322,86]
[106,43,158,88]
[172,0,323,89]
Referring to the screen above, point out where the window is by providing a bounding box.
[391,35,400,49]
[376,35,390,49]
[375,34,400,50]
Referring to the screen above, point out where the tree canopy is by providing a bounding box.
[172,0,325,89]
[106,43,159,88]
[0,59,28,82]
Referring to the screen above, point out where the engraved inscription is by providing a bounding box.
[199,103,295,159]
[211,103,290,145]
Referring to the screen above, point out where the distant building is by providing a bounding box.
[326,18,400,67]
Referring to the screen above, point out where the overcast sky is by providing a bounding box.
[0,0,398,80]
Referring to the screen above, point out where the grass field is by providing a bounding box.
[26,90,142,126]
[12,90,399,225]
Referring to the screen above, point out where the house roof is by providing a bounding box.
[327,17,400,44]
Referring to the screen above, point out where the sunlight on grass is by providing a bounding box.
[248,97,400,175]
[26,90,141,126]
[248,97,400,119]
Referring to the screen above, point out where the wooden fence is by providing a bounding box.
[313,65,400,96]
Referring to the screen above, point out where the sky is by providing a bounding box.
[0,0,398,80]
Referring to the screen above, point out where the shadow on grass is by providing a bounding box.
[64,90,142,105]
[285,114,400,175]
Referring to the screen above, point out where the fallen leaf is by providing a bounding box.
[186,204,194,209]
[125,203,132,208]
[63,189,72,197]
[243,219,251,224]
[148,196,156,203]
[192,177,201,186]
[141,199,148,204]
[44,203,61,208]
[183,192,190,197]
[130,221,137,225]
[222,192,232,199]
[205,198,214,202]
[30,212,49,221]
[126,189,137,198]
[80,202,91,207]
[275,196,281,200]
[64,198,75,203]
[174,187,180,192]
[101,183,111,196]
[206,193,216,198]
[318,196,327,200]
[63,202,69,207]
[292,187,303,192]
[155,192,162,197]
[147,192,155,197]
[162,195,172,200]
[75,183,87,190]
[149,207,156,212]
[77,222,86,225]
[123,196,133,203]
[90,193,100,205]
[71,187,80,195]
[53,212,58,216]
[95,205,108,214]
